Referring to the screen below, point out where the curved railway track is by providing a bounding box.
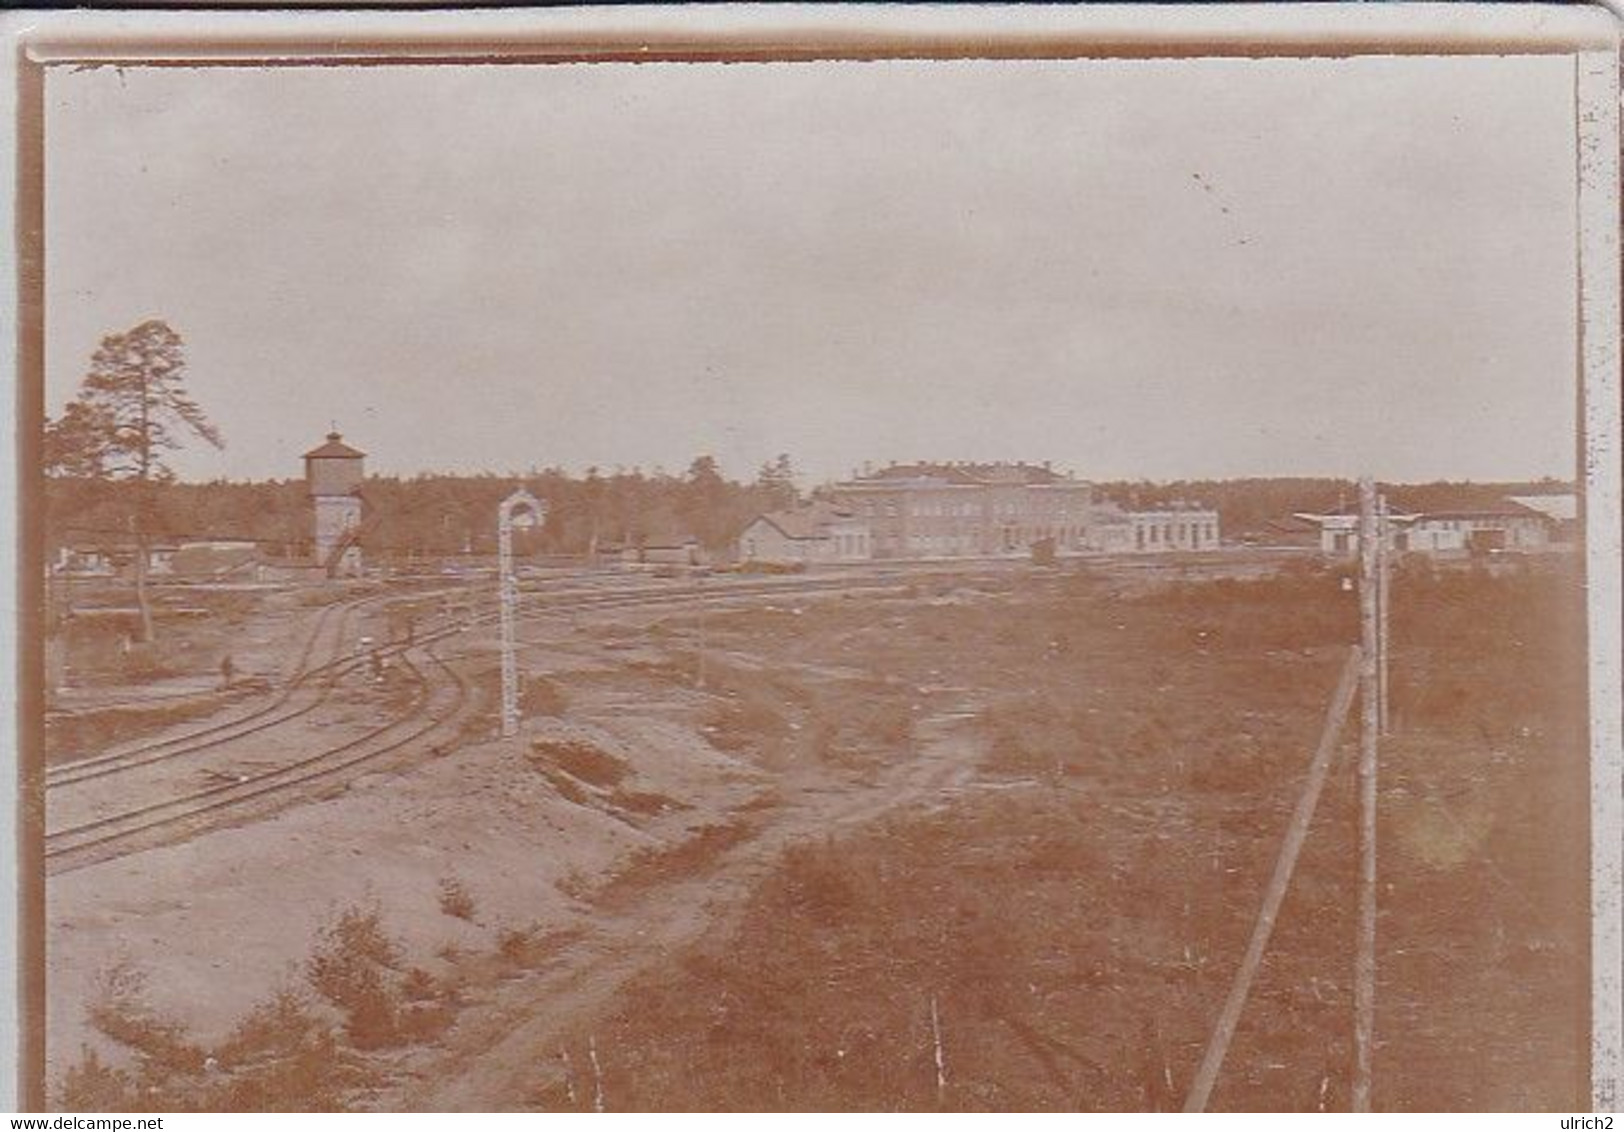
[44,571,921,873]
[46,592,383,787]
[46,646,471,873]
[43,590,362,721]
[44,584,481,788]
[53,573,901,786]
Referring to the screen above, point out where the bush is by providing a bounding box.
[305,904,406,1051]
[495,923,586,970]
[86,961,204,1075]
[497,925,534,966]
[119,641,175,683]
[437,876,477,921]
[532,739,626,788]
[778,840,874,924]
[212,989,362,1111]
[58,946,422,1109]
[57,1046,136,1111]
[522,675,570,717]
[702,691,786,753]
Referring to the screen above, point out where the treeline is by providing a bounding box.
[1093,477,1573,539]
[47,467,1572,562]
[46,456,801,561]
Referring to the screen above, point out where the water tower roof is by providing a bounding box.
[303,432,366,460]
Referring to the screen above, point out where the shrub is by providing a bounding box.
[437,876,477,921]
[86,961,204,1075]
[522,675,570,717]
[338,975,400,1051]
[778,840,873,924]
[56,1046,136,1111]
[702,692,786,753]
[212,989,362,1112]
[496,923,583,969]
[216,989,328,1065]
[537,739,626,788]
[119,642,175,683]
[497,925,532,965]
[60,974,379,1110]
[305,904,406,1051]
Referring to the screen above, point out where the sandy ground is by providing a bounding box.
[45,625,768,1081]
[44,587,383,772]
[380,703,985,1111]
[45,561,1587,1111]
[45,578,997,1111]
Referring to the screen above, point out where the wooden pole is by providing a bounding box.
[1354,476,1380,1112]
[930,993,948,1105]
[499,506,518,737]
[696,571,708,689]
[1377,493,1391,736]
[1182,646,1363,1113]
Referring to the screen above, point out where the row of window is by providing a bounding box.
[848,495,1089,520]
[1418,518,1535,532]
[1136,522,1219,547]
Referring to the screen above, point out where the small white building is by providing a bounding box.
[1128,507,1221,552]
[1296,501,1552,556]
[54,544,176,577]
[737,503,872,565]
[1506,493,1578,543]
[621,539,704,568]
[171,539,263,579]
[1404,509,1550,554]
[1088,503,1221,553]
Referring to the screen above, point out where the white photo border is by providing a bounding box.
[2,2,1619,1113]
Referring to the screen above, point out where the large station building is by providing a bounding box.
[826,462,1096,558]
[734,461,1221,564]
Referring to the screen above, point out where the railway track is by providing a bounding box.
[42,570,934,873]
[45,592,386,788]
[43,590,362,721]
[52,573,905,785]
[57,573,925,769]
[44,583,482,788]
[45,645,471,874]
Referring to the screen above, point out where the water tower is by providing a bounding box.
[304,431,365,577]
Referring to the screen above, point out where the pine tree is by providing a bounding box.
[58,319,223,641]
[754,453,800,511]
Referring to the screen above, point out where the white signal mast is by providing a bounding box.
[498,489,547,738]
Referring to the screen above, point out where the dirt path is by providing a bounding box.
[390,710,984,1111]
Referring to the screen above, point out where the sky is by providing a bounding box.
[43,54,1579,487]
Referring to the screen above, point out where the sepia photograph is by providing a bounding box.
[7,3,1622,1114]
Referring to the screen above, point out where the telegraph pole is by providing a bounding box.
[696,570,708,690]
[1377,493,1392,735]
[1354,477,1380,1111]
[498,489,547,739]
